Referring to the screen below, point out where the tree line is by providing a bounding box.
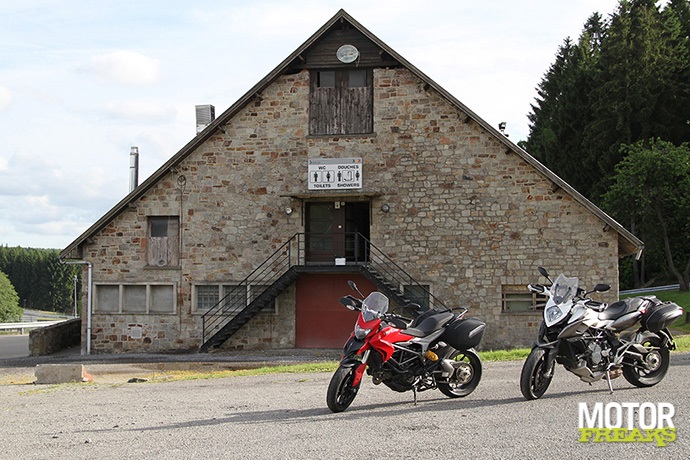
[0,246,80,320]
[524,0,690,290]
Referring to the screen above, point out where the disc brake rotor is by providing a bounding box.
[644,350,661,372]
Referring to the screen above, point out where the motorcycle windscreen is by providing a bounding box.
[361,292,389,321]
[551,274,579,304]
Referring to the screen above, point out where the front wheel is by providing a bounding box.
[520,347,554,400]
[326,365,361,413]
[437,349,482,398]
[623,333,670,388]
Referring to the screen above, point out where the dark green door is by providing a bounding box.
[305,202,369,263]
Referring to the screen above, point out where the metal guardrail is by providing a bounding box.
[619,284,680,295]
[0,320,67,334]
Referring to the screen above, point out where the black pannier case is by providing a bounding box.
[442,317,486,350]
[641,301,683,332]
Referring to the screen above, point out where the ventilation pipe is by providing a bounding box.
[195,104,215,134]
[129,146,139,192]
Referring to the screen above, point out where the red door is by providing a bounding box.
[295,273,377,348]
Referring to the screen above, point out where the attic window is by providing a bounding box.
[318,71,335,88]
[147,216,180,267]
[310,69,373,135]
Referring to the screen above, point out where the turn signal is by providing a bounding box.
[425,350,439,362]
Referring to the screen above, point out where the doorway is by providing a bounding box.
[305,201,369,263]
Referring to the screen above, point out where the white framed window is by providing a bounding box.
[502,285,547,313]
[94,283,176,314]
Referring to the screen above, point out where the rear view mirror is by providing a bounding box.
[593,283,611,293]
[340,297,357,310]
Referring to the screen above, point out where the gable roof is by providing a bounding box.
[60,9,643,259]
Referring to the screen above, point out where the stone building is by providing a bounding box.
[60,10,642,354]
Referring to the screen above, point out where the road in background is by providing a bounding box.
[0,335,28,359]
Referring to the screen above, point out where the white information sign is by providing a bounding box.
[308,158,362,190]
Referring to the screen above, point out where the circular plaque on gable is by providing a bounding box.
[336,44,359,63]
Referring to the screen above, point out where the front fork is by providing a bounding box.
[340,338,370,388]
[534,322,558,378]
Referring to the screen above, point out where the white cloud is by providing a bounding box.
[90,50,160,86]
[101,100,177,123]
[0,86,12,110]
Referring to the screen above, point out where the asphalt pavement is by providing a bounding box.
[2,350,689,459]
[0,334,30,359]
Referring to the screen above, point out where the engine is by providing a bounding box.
[586,340,611,372]
[558,335,613,383]
[369,347,428,392]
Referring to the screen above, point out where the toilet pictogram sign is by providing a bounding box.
[308,158,362,190]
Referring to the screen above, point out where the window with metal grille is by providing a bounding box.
[502,285,547,312]
[403,284,431,311]
[194,284,275,315]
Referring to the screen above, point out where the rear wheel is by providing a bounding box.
[623,333,670,387]
[520,347,554,400]
[326,365,361,413]
[437,349,482,398]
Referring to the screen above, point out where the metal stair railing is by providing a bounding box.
[200,231,446,350]
[356,233,448,312]
[201,235,299,345]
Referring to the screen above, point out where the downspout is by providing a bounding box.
[61,260,93,355]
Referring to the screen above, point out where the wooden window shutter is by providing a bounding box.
[147,216,179,267]
[309,69,372,135]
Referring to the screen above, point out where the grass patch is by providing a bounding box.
[673,335,690,352]
[479,348,531,362]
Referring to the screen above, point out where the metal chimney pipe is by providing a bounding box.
[129,146,139,192]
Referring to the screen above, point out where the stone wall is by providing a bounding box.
[29,318,81,356]
[79,67,620,353]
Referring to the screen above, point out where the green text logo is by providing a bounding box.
[578,402,675,447]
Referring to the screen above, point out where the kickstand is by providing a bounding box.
[411,376,422,406]
[605,370,614,394]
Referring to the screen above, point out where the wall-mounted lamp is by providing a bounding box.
[284,206,293,216]
[381,204,390,213]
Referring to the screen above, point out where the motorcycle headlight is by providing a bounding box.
[354,323,372,340]
[545,306,564,324]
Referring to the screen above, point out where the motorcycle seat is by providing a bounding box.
[598,297,645,320]
[403,311,454,337]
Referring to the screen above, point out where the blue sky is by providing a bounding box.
[0,0,621,249]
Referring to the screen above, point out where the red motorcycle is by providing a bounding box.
[327,281,485,413]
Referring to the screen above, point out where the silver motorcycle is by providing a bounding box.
[520,267,684,400]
